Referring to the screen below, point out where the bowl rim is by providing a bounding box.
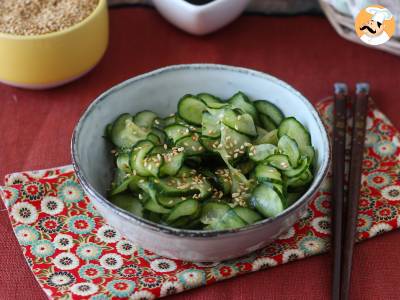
[0,0,106,40]
[71,63,331,238]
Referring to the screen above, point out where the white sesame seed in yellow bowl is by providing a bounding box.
[0,0,108,89]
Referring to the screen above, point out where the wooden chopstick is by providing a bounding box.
[340,83,369,300]
[331,83,348,300]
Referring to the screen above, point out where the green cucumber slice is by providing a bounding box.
[287,192,302,206]
[159,150,184,177]
[200,202,230,225]
[202,111,221,138]
[265,154,291,171]
[144,197,171,214]
[110,194,143,217]
[164,124,191,144]
[228,92,258,122]
[178,95,207,125]
[116,152,131,173]
[248,144,277,162]
[146,133,161,145]
[109,175,132,196]
[222,109,257,137]
[105,123,113,140]
[255,129,278,145]
[150,127,166,144]
[199,136,220,152]
[197,93,221,106]
[254,165,282,184]
[220,125,251,158]
[283,156,309,177]
[163,115,176,127]
[111,113,149,149]
[233,207,262,224]
[250,183,284,218]
[205,209,247,230]
[129,140,155,176]
[157,195,187,208]
[254,100,284,126]
[166,199,199,223]
[134,110,158,128]
[259,114,277,131]
[278,135,300,167]
[278,117,311,153]
[176,135,205,156]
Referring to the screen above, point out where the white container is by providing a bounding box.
[72,64,330,262]
[152,0,251,35]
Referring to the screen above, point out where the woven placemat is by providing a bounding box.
[1,99,399,299]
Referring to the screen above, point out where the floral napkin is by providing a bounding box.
[1,99,399,300]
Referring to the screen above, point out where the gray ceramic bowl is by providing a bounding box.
[71,64,330,262]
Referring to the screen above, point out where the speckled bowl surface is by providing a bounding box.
[71,64,330,262]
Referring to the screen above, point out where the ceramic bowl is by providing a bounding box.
[72,64,330,262]
[152,0,250,35]
[0,0,108,89]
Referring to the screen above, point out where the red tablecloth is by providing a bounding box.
[1,7,399,300]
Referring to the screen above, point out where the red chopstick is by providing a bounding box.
[340,83,369,300]
[331,83,348,300]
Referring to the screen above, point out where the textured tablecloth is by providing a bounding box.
[1,7,400,300]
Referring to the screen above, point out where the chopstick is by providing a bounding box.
[331,83,348,300]
[340,83,369,300]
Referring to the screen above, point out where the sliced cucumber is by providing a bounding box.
[150,127,166,145]
[205,209,247,230]
[110,194,143,217]
[283,156,309,177]
[259,114,277,131]
[265,154,291,171]
[199,136,220,152]
[157,195,187,208]
[254,165,282,184]
[228,92,258,122]
[144,196,171,214]
[111,114,149,149]
[233,207,262,224]
[278,117,311,153]
[248,144,277,162]
[202,111,221,138]
[178,95,207,125]
[134,110,158,128]
[105,123,113,140]
[163,115,176,127]
[166,199,199,223]
[222,109,257,137]
[250,183,284,218]
[220,125,251,158]
[176,135,205,156]
[200,202,230,225]
[116,152,131,173]
[164,124,191,144]
[254,100,284,126]
[287,169,313,189]
[255,129,278,145]
[129,140,155,177]
[197,93,221,106]
[109,175,132,196]
[146,133,161,145]
[159,150,184,177]
[278,135,300,167]
[287,192,302,206]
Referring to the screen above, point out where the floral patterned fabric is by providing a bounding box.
[0,99,399,300]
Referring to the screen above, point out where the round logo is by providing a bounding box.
[354,5,395,46]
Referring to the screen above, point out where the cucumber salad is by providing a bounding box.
[104,92,315,230]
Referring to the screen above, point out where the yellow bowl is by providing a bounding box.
[0,0,109,89]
